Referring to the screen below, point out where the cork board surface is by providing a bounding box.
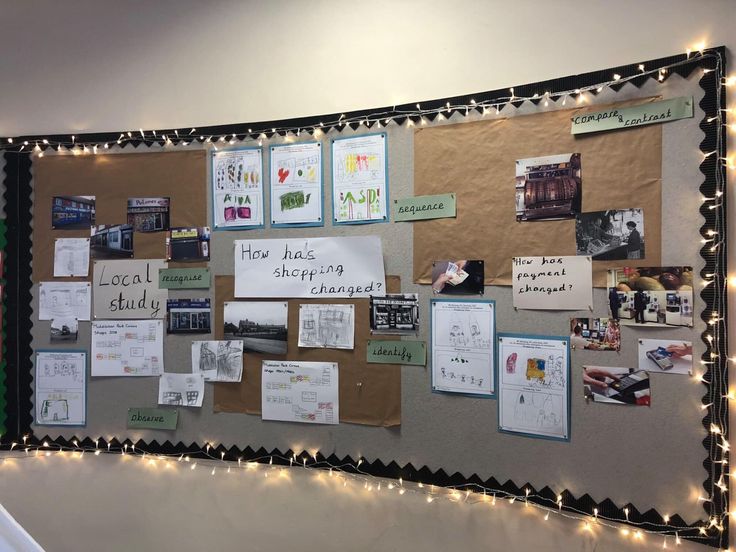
[33,150,207,282]
[413,99,663,287]
[213,275,402,427]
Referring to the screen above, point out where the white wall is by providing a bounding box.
[0,0,733,136]
[0,1,734,550]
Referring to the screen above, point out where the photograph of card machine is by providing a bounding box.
[646,347,674,371]
[608,370,650,396]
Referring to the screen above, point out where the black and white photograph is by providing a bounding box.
[51,195,96,229]
[431,259,484,295]
[224,301,288,354]
[515,153,582,221]
[575,208,644,260]
[90,224,134,259]
[127,197,170,232]
[50,317,79,342]
[167,299,211,334]
[370,293,420,334]
[166,226,211,262]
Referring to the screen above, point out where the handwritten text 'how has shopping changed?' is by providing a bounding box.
[234,236,385,298]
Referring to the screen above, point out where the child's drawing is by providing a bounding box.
[298,304,355,349]
[192,340,243,382]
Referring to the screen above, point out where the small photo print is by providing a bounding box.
[52,196,96,229]
[223,301,288,355]
[569,317,620,352]
[90,224,134,259]
[192,340,243,382]
[515,153,581,221]
[575,208,644,260]
[50,317,79,342]
[167,299,211,334]
[638,338,692,375]
[608,266,693,327]
[583,366,650,406]
[431,260,484,295]
[127,197,170,232]
[166,227,211,262]
[370,293,419,334]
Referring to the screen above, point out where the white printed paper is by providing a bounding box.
[38,282,91,321]
[261,360,339,424]
[91,320,164,376]
[512,255,592,310]
[298,304,354,349]
[191,340,243,382]
[332,134,388,223]
[431,299,495,396]
[35,351,86,426]
[212,148,264,229]
[158,372,205,407]
[270,142,323,225]
[93,259,168,319]
[234,236,385,298]
[497,334,569,440]
[53,238,90,277]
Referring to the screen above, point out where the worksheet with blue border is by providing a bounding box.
[496,333,570,441]
[430,298,496,398]
[270,141,324,228]
[331,132,389,225]
[35,349,87,427]
[211,146,264,230]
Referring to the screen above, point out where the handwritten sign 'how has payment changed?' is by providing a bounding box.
[512,255,592,310]
[234,236,385,298]
[93,259,168,319]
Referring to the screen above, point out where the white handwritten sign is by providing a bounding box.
[234,236,385,298]
[512,256,592,310]
[93,259,168,319]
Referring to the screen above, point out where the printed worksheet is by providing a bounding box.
[212,148,264,229]
[298,304,354,349]
[261,360,339,425]
[158,372,205,407]
[38,281,91,321]
[53,238,90,277]
[497,333,570,440]
[191,340,244,382]
[91,320,163,376]
[431,299,495,397]
[35,350,86,426]
[332,133,388,223]
[270,142,323,225]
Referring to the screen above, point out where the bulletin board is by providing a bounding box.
[2,49,727,547]
[413,100,663,286]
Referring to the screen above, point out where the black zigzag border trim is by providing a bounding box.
[2,48,727,548]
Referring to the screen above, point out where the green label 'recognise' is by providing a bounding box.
[159,268,211,289]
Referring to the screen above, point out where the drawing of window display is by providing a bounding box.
[212,148,264,229]
[298,304,354,349]
[431,299,495,397]
[332,133,388,223]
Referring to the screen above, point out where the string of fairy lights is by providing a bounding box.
[0,46,731,548]
[0,439,711,548]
